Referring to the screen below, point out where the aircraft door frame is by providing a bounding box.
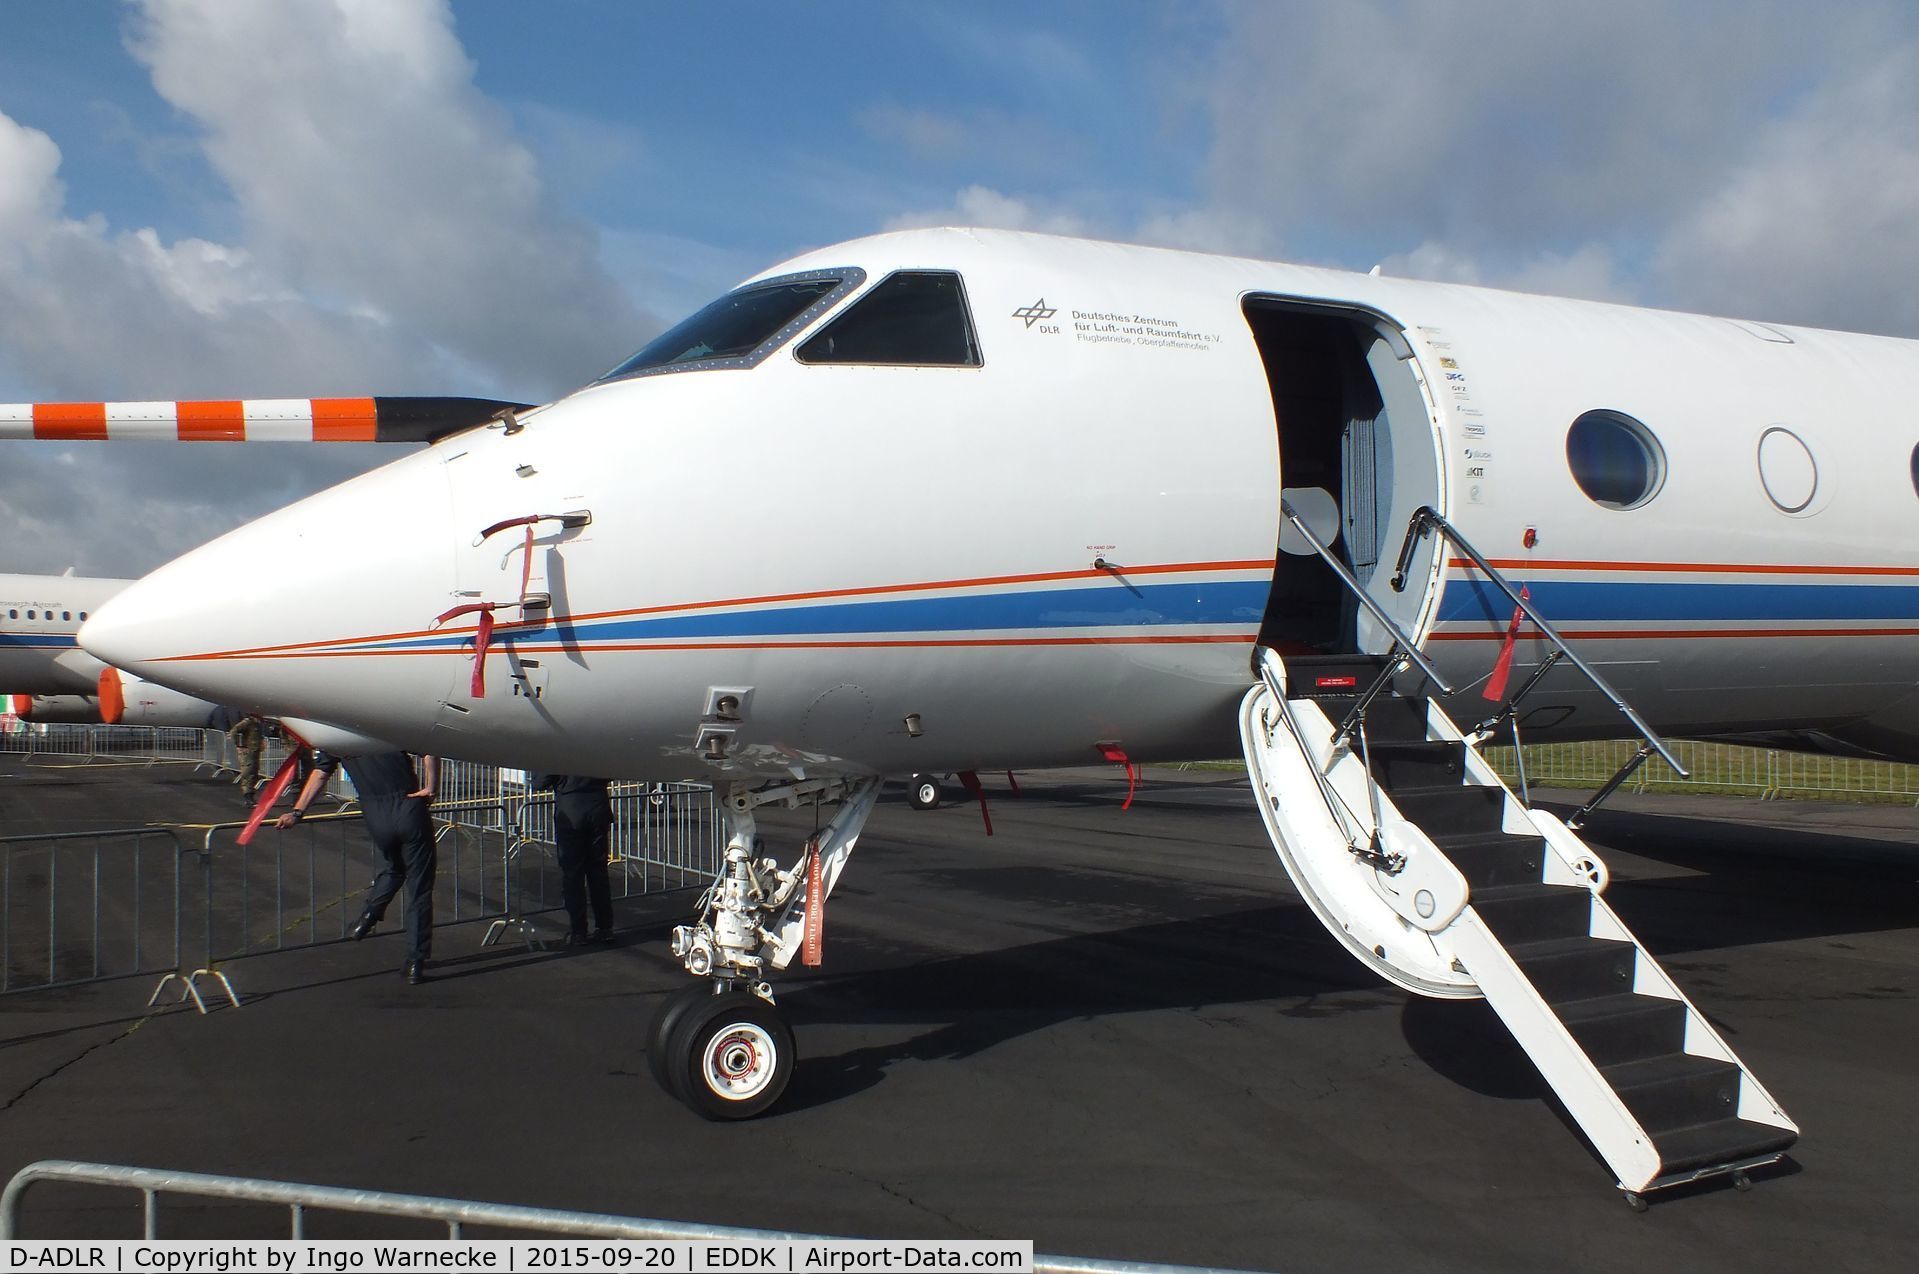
[1244,295,1446,660]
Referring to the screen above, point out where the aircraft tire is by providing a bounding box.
[672,991,795,1120]
[647,982,718,1098]
[908,774,941,810]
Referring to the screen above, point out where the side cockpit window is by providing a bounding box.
[797,271,981,367]
[596,269,863,383]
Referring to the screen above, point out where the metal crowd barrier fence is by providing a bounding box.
[0,827,186,994]
[0,1160,1266,1274]
[430,779,725,944]
[1481,737,1919,805]
[0,724,90,761]
[0,724,206,766]
[497,780,727,894]
[3,776,724,1001]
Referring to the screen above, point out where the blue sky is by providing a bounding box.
[4,1,1919,574]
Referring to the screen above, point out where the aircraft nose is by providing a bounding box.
[81,449,455,741]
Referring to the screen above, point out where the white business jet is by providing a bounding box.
[15,226,1910,1203]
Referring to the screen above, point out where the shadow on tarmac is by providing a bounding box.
[765,794,1918,1118]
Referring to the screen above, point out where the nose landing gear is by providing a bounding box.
[652,777,880,1119]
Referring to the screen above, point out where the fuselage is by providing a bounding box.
[78,228,1919,778]
[2,573,225,727]
[1,573,122,696]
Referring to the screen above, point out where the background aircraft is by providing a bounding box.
[0,570,222,727]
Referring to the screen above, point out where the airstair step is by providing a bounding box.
[1506,935,1637,1002]
[1651,1116,1797,1177]
[1553,993,1688,1067]
[1433,832,1546,887]
[1603,1053,1742,1135]
[1367,740,1467,791]
[1388,784,1506,835]
[1284,659,1388,699]
[1303,694,1431,741]
[1470,883,1594,944]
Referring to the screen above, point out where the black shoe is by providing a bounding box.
[561,931,590,948]
[404,960,427,985]
[587,929,615,946]
[348,913,377,942]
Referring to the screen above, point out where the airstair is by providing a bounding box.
[1244,505,1797,1206]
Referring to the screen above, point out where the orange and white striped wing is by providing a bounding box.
[0,396,532,443]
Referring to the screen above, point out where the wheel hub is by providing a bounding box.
[702,1023,776,1098]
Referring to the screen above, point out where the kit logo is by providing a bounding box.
[1011,298,1058,329]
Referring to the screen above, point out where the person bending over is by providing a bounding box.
[278,750,439,984]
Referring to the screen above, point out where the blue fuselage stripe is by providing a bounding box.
[366,580,1272,652]
[0,633,78,648]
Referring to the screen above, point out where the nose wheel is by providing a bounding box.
[649,987,795,1119]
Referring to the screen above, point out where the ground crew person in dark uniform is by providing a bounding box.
[532,773,614,945]
[277,750,439,983]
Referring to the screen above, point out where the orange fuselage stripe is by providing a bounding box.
[158,634,1255,661]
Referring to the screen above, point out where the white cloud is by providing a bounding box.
[883,184,1281,266]
[1377,240,1636,305]
[1198,1,1899,251]
[1179,0,1919,333]
[1655,49,1919,333]
[0,114,64,256]
[885,185,1094,237]
[1131,207,1276,259]
[127,0,647,395]
[0,0,654,577]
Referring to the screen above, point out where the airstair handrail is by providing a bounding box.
[1278,499,1454,695]
[1255,648,1369,855]
[1390,505,1688,778]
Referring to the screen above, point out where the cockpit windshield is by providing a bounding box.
[597,268,862,383]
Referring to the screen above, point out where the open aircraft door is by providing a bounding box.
[1244,296,1444,669]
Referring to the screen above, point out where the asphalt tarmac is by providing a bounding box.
[2,755,1916,1272]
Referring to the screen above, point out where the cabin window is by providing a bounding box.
[597,268,864,382]
[796,271,981,366]
[1909,444,1919,499]
[61,611,70,621]
[1757,426,1818,514]
[7,609,15,619]
[1566,410,1665,510]
[27,611,36,620]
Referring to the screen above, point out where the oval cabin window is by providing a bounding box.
[1757,427,1817,514]
[1565,410,1666,510]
